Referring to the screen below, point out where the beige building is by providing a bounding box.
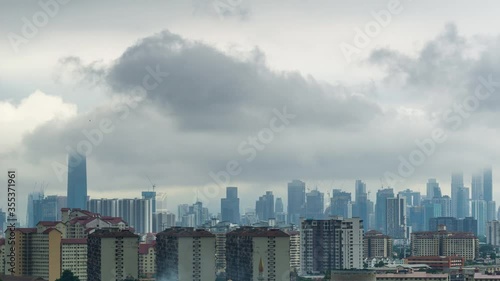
[364,230,393,259]
[226,227,290,281]
[411,229,479,260]
[3,227,62,281]
[138,242,156,280]
[61,239,87,281]
[87,228,139,281]
[156,227,216,281]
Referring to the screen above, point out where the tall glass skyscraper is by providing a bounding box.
[221,186,240,224]
[67,152,88,210]
[287,180,306,225]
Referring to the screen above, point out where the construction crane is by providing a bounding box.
[146,175,156,192]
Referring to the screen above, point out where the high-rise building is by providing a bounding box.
[305,189,324,219]
[286,230,301,272]
[458,217,478,235]
[32,195,67,224]
[156,227,216,281]
[142,191,157,214]
[116,198,153,234]
[471,200,488,236]
[386,194,406,239]
[330,189,351,218]
[456,187,470,219]
[62,238,88,281]
[87,228,139,281]
[451,172,464,217]
[376,188,394,233]
[484,167,493,202]
[288,180,306,226]
[408,206,426,232]
[275,197,284,213]
[221,186,240,224]
[488,201,497,222]
[301,218,363,274]
[226,227,290,281]
[256,191,275,221]
[4,225,63,281]
[364,230,393,259]
[432,195,452,217]
[67,152,88,210]
[154,211,176,232]
[487,220,500,246]
[427,179,441,199]
[27,191,44,227]
[353,180,370,228]
[472,173,484,200]
[398,189,421,206]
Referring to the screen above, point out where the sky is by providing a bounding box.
[1,0,500,223]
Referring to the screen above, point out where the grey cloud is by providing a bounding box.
[104,30,382,131]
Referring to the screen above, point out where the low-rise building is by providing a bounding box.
[405,256,464,269]
[376,272,449,281]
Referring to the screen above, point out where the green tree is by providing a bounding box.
[56,270,80,281]
[374,261,385,267]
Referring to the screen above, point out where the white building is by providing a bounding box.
[62,238,88,281]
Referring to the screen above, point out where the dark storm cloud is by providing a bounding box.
[104,30,382,131]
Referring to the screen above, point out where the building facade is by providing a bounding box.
[301,218,363,275]
[156,227,216,281]
[226,227,290,281]
[87,228,139,281]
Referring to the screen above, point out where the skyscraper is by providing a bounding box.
[256,191,275,221]
[221,186,240,224]
[67,152,88,210]
[457,187,470,219]
[398,189,421,206]
[288,180,306,225]
[27,191,44,227]
[471,200,488,236]
[353,180,370,227]
[386,194,406,239]
[275,197,284,213]
[330,189,351,218]
[305,189,324,219]
[451,172,464,217]
[472,172,484,200]
[376,188,394,233]
[484,167,493,202]
[426,178,441,199]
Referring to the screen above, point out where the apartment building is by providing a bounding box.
[87,228,139,281]
[61,239,87,281]
[3,227,62,281]
[156,227,216,281]
[226,227,290,281]
[301,218,363,275]
[139,242,156,280]
[364,230,393,259]
[411,227,479,260]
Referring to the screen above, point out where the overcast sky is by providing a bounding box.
[2,0,500,223]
